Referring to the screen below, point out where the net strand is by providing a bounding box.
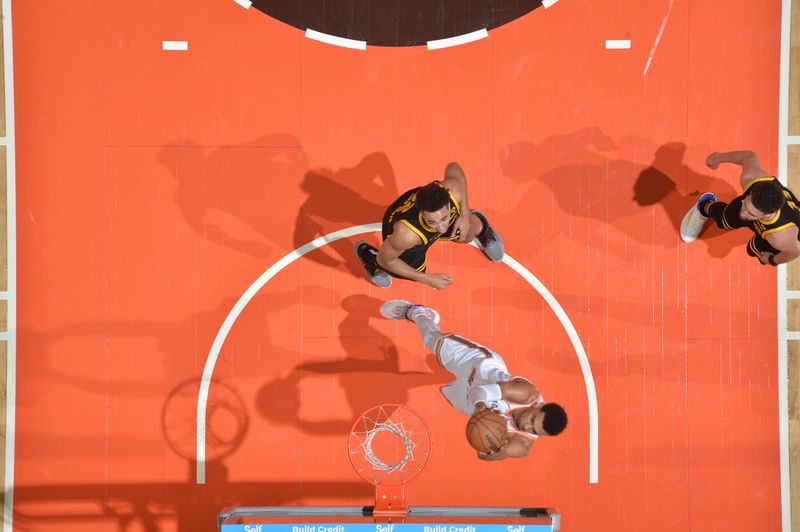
[349,405,431,485]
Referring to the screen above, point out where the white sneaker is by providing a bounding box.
[379,300,440,324]
[680,192,716,243]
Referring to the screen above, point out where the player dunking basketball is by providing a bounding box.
[379,299,567,460]
[354,162,504,290]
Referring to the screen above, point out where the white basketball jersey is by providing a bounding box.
[437,335,542,435]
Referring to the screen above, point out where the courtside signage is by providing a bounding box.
[221,525,552,532]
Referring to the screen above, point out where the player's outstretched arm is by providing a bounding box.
[705,150,770,188]
[442,162,472,242]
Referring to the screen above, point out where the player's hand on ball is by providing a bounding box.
[477,445,506,461]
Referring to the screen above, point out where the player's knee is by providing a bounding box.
[463,212,482,240]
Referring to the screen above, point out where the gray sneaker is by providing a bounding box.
[379,299,440,324]
[354,240,391,288]
[471,210,504,262]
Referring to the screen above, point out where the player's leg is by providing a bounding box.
[354,240,392,288]
[705,196,751,231]
[466,210,504,262]
[379,299,442,352]
[680,192,717,243]
[379,300,491,379]
[356,240,431,287]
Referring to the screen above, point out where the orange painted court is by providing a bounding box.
[9,0,786,530]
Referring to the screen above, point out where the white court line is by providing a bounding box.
[605,39,631,50]
[233,0,252,9]
[162,41,189,51]
[778,0,792,527]
[0,139,7,146]
[304,29,366,51]
[427,29,489,50]
[502,254,599,483]
[195,224,599,484]
[788,136,800,145]
[0,291,8,299]
[2,0,17,529]
[542,0,559,8]
[643,0,674,77]
[787,290,800,299]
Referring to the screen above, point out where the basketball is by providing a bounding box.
[465,409,508,454]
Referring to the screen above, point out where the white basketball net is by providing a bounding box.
[359,418,415,472]
[349,404,431,485]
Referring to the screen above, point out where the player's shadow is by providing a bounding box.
[158,137,399,274]
[15,284,340,411]
[293,152,399,277]
[255,294,450,434]
[633,142,744,258]
[158,133,310,258]
[500,131,744,258]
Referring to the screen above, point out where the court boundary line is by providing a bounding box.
[426,29,489,50]
[778,0,792,528]
[195,224,599,484]
[642,0,674,77]
[304,29,367,51]
[2,0,17,529]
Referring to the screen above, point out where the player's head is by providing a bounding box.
[416,182,452,233]
[541,403,568,435]
[741,180,785,221]
[518,403,568,436]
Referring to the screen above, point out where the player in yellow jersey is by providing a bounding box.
[355,162,503,290]
[681,150,800,266]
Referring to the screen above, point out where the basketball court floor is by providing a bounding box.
[7,0,789,530]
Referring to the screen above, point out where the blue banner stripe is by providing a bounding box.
[221,525,552,532]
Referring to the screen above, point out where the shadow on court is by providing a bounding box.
[12,466,370,532]
[499,130,745,259]
[293,152,399,277]
[157,136,399,277]
[157,133,309,258]
[255,294,450,434]
[633,142,744,259]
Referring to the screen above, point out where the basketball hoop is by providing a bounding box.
[348,404,431,519]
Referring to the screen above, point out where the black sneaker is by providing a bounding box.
[471,210,504,262]
[354,240,392,288]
